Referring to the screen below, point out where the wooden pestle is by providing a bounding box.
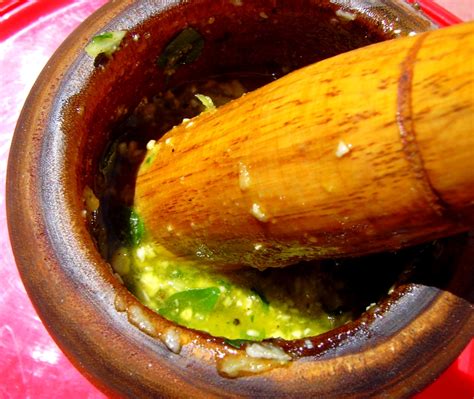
[134,22,474,269]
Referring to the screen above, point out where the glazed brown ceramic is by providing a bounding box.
[6,0,473,398]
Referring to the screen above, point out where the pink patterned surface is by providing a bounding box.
[0,1,472,398]
[435,0,473,20]
[0,2,108,397]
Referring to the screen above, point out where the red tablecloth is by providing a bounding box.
[0,1,472,397]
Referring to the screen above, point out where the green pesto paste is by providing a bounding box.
[110,240,351,340]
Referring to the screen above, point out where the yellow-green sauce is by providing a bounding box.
[110,240,352,340]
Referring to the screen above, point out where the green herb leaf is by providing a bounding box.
[85,30,127,58]
[224,339,250,349]
[157,28,204,75]
[159,287,220,322]
[195,94,215,111]
[113,206,145,248]
[128,209,145,247]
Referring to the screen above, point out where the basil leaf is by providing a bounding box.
[224,339,250,349]
[159,287,220,322]
[157,28,204,74]
[128,209,145,247]
[195,94,215,111]
[85,31,127,58]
